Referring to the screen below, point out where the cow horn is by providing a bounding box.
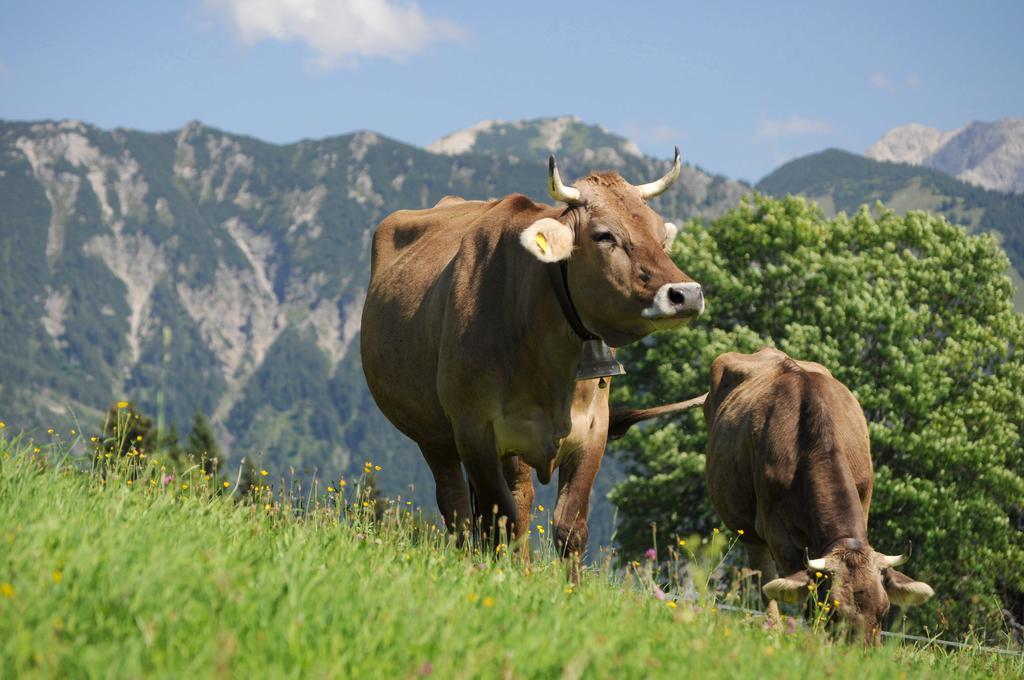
[877,541,912,568]
[636,146,682,199]
[804,547,828,572]
[548,156,582,205]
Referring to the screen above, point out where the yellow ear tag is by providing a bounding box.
[535,232,549,255]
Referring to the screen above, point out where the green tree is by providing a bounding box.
[611,195,1024,641]
[186,412,222,475]
[161,425,183,462]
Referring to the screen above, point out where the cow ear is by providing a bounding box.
[520,218,574,262]
[884,568,934,607]
[662,222,678,251]
[763,570,813,604]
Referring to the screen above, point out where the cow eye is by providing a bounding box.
[592,231,616,245]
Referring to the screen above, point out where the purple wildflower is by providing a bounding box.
[645,548,657,560]
[161,474,175,486]
[652,585,666,601]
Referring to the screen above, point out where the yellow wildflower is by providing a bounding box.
[90,436,98,443]
[126,480,132,486]
[34,447,41,453]
[136,435,143,441]
[70,429,76,435]
[536,525,545,535]
[339,479,346,487]
[181,483,189,490]
[737,529,745,535]
[222,481,229,488]
[537,504,545,511]
[264,504,272,511]
[0,421,6,430]
[328,486,336,493]
[149,480,156,486]
[467,593,479,603]
[713,527,720,535]
[52,570,62,584]
[47,428,55,434]
[666,601,677,609]
[833,599,840,608]
[677,538,686,547]
[260,469,268,477]
[117,401,129,409]
[815,571,823,578]
[1,583,13,598]
[482,596,495,608]
[564,587,573,594]
[374,465,382,471]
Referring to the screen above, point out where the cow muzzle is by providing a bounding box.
[641,282,704,320]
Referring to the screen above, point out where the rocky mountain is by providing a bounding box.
[428,116,748,218]
[757,148,1024,309]
[428,115,644,162]
[866,118,1024,194]
[0,117,746,537]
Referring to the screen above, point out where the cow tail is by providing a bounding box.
[607,392,708,440]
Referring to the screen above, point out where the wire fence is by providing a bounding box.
[713,603,1024,658]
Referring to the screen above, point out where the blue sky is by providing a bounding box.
[1,1,1021,182]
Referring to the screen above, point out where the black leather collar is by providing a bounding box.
[546,260,597,342]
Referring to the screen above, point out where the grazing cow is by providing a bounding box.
[361,150,704,557]
[609,348,934,643]
[708,348,933,642]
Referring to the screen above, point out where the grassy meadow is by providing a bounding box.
[1,430,1021,679]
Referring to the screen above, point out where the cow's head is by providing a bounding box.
[519,149,703,347]
[763,543,934,645]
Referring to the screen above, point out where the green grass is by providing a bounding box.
[1,433,1021,678]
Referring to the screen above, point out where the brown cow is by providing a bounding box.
[612,348,934,643]
[361,150,703,557]
[707,349,935,642]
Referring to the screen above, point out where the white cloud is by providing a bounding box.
[754,116,833,142]
[204,0,464,69]
[869,71,922,93]
[869,71,894,92]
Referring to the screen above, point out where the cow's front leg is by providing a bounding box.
[746,542,783,626]
[457,424,519,549]
[554,437,606,567]
[502,456,534,558]
[422,446,472,539]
